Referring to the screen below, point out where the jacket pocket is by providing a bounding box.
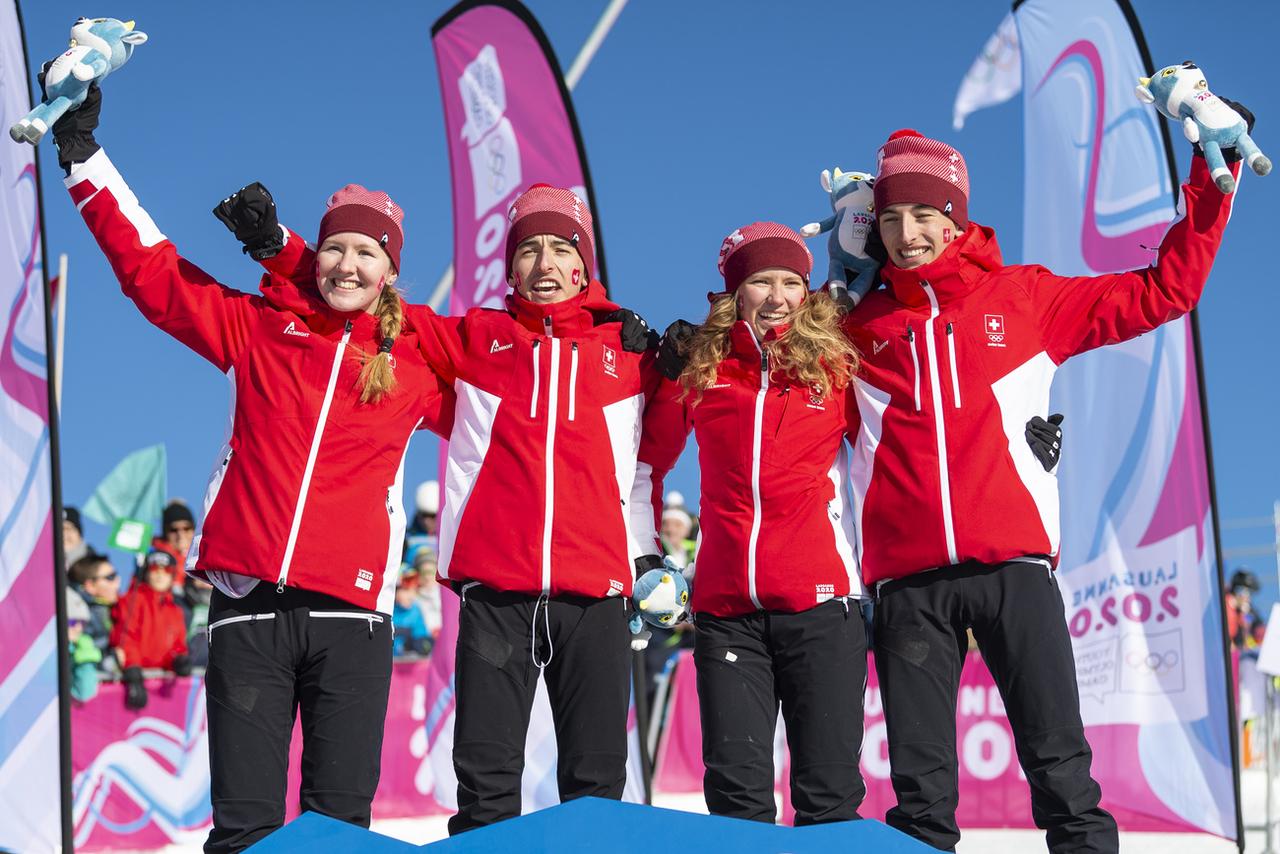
[207,612,275,646]
[309,610,386,637]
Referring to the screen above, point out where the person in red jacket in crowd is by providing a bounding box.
[634,223,869,825]
[146,500,196,591]
[253,183,659,833]
[50,85,454,853]
[842,126,1241,853]
[110,551,191,710]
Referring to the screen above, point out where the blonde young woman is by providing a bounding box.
[633,222,869,825]
[49,87,453,852]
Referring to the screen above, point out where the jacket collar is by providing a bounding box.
[879,222,1003,308]
[259,273,386,339]
[727,320,786,360]
[505,279,619,336]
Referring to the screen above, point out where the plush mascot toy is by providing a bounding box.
[629,561,691,648]
[9,17,147,144]
[1136,61,1269,194]
[799,168,880,308]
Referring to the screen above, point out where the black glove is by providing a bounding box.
[597,308,658,354]
[122,666,148,710]
[656,319,697,381]
[1025,413,1064,472]
[213,182,286,261]
[1193,97,1255,164]
[40,62,101,175]
[171,654,193,677]
[634,553,665,575]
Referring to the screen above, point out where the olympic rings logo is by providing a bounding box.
[1124,650,1179,672]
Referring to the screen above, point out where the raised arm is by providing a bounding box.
[1034,154,1239,363]
[55,87,260,372]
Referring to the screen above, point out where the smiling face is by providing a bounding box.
[736,267,807,341]
[509,234,585,304]
[878,203,958,269]
[315,232,397,314]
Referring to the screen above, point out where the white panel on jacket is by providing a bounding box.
[850,378,892,565]
[439,379,503,579]
[601,393,645,565]
[825,439,866,598]
[376,419,420,615]
[991,351,1060,555]
[65,149,166,247]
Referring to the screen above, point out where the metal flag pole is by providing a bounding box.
[426,0,629,311]
[54,253,67,414]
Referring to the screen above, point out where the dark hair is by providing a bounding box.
[68,552,111,587]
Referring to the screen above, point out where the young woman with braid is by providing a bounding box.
[47,85,454,852]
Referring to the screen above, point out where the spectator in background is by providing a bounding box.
[66,588,101,701]
[405,480,441,565]
[111,550,192,710]
[180,575,214,668]
[392,567,432,658]
[68,552,121,675]
[410,546,443,638]
[1228,568,1267,650]
[149,500,196,591]
[62,506,90,572]
[660,506,697,570]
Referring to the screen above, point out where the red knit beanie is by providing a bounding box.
[505,184,595,281]
[318,184,405,271]
[716,221,812,294]
[873,129,970,230]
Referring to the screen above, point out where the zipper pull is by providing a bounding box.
[907,325,915,343]
[543,316,553,337]
[367,616,375,638]
[760,351,768,373]
[946,322,954,335]
[276,578,286,594]
[345,320,353,333]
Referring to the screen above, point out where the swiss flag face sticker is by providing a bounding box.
[572,269,581,286]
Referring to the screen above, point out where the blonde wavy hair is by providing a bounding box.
[354,284,405,404]
[680,290,858,405]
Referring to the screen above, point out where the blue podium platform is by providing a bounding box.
[248,798,935,852]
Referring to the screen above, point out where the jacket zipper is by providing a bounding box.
[277,319,353,593]
[541,336,562,594]
[568,342,579,422]
[207,612,275,646]
[922,284,959,565]
[310,609,386,638]
[529,340,541,419]
[746,337,768,610]
[906,325,921,411]
[945,322,962,409]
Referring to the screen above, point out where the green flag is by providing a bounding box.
[82,444,167,532]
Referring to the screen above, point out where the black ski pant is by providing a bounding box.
[203,584,393,854]
[448,584,630,834]
[694,597,867,825]
[873,559,1119,853]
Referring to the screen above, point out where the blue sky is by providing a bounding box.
[18,0,1279,596]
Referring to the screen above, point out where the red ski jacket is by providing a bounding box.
[67,150,455,613]
[109,584,187,670]
[635,321,866,617]
[264,231,660,600]
[843,155,1237,586]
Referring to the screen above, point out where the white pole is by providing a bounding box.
[427,0,630,311]
[54,253,68,415]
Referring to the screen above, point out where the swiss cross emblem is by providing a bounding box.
[985,314,1007,348]
[603,344,618,377]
